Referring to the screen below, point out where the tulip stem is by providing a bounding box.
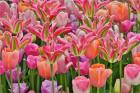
[50,63,55,93]
[36,74,40,93]
[119,60,122,93]
[97,88,100,93]
[10,70,13,93]
[17,65,21,93]
[30,70,35,90]
[0,75,3,93]
[78,56,80,76]
[109,63,112,93]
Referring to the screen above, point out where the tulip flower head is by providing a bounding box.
[106,1,129,22]
[72,76,90,93]
[37,60,57,79]
[124,64,140,85]
[89,63,112,88]
[0,60,5,75]
[2,48,19,70]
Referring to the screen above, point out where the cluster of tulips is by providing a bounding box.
[0,0,140,93]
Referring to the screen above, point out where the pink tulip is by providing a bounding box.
[24,43,39,56]
[0,40,3,52]
[124,64,140,85]
[55,12,69,27]
[57,55,72,74]
[72,76,90,93]
[120,20,135,33]
[0,1,10,18]
[0,61,5,75]
[79,62,90,75]
[2,48,19,70]
[27,55,40,69]
[28,90,35,93]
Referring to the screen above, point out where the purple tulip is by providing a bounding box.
[0,61,5,75]
[41,80,60,93]
[24,43,39,56]
[6,68,22,83]
[27,55,40,69]
[13,83,28,93]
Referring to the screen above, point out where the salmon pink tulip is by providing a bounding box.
[37,61,57,79]
[72,76,90,93]
[106,1,129,22]
[85,40,100,59]
[124,64,140,85]
[89,64,112,88]
[2,48,19,70]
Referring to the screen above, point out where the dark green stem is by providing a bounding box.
[50,63,55,93]
[36,74,40,93]
[30,70,34,90]
[0,75,3,93]
[119,61,122,93]
[109,63,112,93]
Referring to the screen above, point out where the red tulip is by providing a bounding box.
[89,63,112,88]
[2,48,19,70]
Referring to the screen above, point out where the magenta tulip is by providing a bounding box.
[24,43,39,56]
[27,55,40,69]
[0,61,5,75]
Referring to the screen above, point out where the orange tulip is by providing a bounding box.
[89,64,112,88]
[2,48,19,70]
[133,52,140,66]
[37,61,57,79]
[84,40,100,59]
[106,1,128,22]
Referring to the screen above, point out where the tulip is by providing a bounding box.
[57,55,72,74]
[13,83,28,93]
[0,1,10,18]
[41,80,60,93]
[124,64,140,85]
[24,43,39,56]
[132,45,140,66]
[129,0,140,12]
[27,55,40,69]
[37,61,57,79]
[95,9,109,18]
[28,90,35,93]
[89,63,112,88]
[72,76,90,93]
[2,48,19,70]
[79,62,90,75]
[120,20,135,33]
[114,78,131,93]
[55,12,69,27]
[106,1,128,22]
[85,40,100,59]
[0,61,5,75]
[6,67,22,83]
